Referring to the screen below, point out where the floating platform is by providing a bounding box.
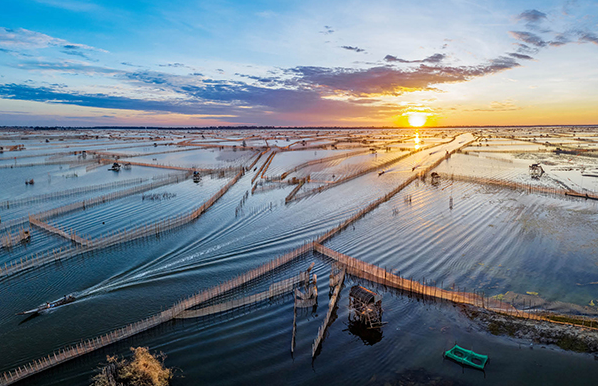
[444,345,488,370]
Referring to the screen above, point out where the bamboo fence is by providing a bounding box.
[312,243,598,328]
[285,181,305,203]
[85,162,108,172]
[290,139,451,202]
[245,150,267,172]
[90,169,245,249]
[0,158,95,169]
[278,149,371,181]
[0,175,185,233]
[0,177,146,209]
[0,170,242,279]
[463,148,546,153]
[29,217,93,247]
[291,151,417,201]
[0,242,314,386]
[438,173,598,200]
[312,268,345,357]
[178,142,264,152]
[88,146,200,159]
[252,151,274,184]
[0,171,243,278]
[311,139,475,244]
[98,159,240,173]
[284,141,341,152]
[177,271,309,319]
[0,228,29,249]
[260,152,276,179]
[0,151,73,161]
[32,174,188,222]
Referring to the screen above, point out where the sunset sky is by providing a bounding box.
[0,0,597,127]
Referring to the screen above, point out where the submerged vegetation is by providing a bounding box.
[463,305,598,354]
[92,347,172,386]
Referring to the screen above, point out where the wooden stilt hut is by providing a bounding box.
[349,285,383,328]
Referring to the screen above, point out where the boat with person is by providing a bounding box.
[16,295,76,316]
[108,162,121,171]
[443,344,488,370]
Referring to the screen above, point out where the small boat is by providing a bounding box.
[16,295,76,316]
[123,163,132,170]
[108,162,121,172]
[192,170,201,183]
[378,170,385,176]
[443,345,488,370]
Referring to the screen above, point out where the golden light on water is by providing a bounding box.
[414,132,420,150]
[408,113,427,127]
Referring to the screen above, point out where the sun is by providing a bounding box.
[408,113,427,127]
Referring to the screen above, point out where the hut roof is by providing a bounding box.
[350,285,381,304]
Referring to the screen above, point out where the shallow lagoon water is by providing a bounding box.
[1,129,598,386]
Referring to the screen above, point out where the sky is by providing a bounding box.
[0,0,597,127]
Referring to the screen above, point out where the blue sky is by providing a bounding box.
[0,0,597,126]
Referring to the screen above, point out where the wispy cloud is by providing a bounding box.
[340,45,366,53]
[509,31,547,47]
[510,7,598,51]
[384,53,446,64]
[0,83,235,116]
[469,100,522,112]
[515,9,547,25]
[0,27,107,54]
[579,32,598,45]
[283,56,520,97]
[508,52,534,60]
[0,48,525,122]
[158,62,193,69]
[61,44,96,60]
[320,26,334,35]
[0,82,412,125]
[1,2,596,126]
[14,60,124,76]
[33,0,103,13]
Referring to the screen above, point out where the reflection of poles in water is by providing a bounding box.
[292,263,319,355]
[312,268,344,358]
[295,263,318,308]
[291,291,297,354]
[449,170,454,210]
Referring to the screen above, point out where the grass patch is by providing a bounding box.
[545,315,598,329]
[487,320,520,337]
[92,347,172,386]
[556,336,590,353]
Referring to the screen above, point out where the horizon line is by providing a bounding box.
[1,124,597,130]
